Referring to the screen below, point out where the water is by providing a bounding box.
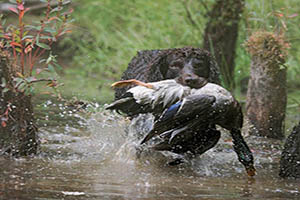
[0,100,299,200]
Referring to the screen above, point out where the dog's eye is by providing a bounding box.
[169,61,183,69]
[193,59,204,66]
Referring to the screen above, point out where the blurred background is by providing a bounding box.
[1,0,299,104]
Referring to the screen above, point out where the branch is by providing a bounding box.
[183,0,199,29]
[198,0,210,13]
[28,78,56,84]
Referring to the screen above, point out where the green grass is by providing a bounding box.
[55,0,300,104]
[57,0,207,102]
[57,66,114,102]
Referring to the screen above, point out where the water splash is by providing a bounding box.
[2,101,299,200]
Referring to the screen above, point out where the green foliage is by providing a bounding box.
[236,0,300,88]
[63,0,299,102]
[0,0,73,96]
[0,0,73,129]
[61,0,207,102]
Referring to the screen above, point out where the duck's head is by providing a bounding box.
[236,146,256,177]
[231,128,256,177]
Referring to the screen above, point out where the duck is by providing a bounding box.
[106,79,193,118]
[106,79,256,176]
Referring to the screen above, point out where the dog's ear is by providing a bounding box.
[207,54,221,84]
[146,51,170,82]
[157,55,170,78]
[195,48,221,85]
[114,50,162,99]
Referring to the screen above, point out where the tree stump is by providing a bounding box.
[245,31,289,139]
[0,51,38,156]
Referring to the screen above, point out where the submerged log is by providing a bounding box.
[245,31,289,139]
[0,51,38,156]
[279,122,300,178]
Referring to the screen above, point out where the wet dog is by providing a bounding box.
[111,47,225,166]
[114,47,220,99]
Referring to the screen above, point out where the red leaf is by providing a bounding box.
[48,16,59,22]
[10,42,22,47]
[24,8,30,14]
[17,4,24,11]
[1,121,7,128]
[24,45,32,54]
[277,13,284,18]
[9,7,18,14]
[3,35,11,40]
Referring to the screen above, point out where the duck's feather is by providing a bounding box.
[106,79,191,116]
[140,94,216,144]
[107,79,255,176]
[140,83,243,145]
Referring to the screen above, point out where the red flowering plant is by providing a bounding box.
[0,0,72,93]
[0,0,73,128]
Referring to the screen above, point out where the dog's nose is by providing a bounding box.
[184,74,198,84]
[181,74,207,88]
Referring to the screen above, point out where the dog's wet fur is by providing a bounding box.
[114,47,220,99]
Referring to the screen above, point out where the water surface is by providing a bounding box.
[0,100,299,200]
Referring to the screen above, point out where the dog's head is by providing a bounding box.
[115,47,220,100]
[147,47,220,88]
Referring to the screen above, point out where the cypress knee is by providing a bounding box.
[245,31,289,139]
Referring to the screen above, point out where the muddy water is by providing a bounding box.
[0,101,299,200]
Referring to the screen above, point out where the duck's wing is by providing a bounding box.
[106,79,190,117]
[140,94,216,144]
[106,79,159,115]
[150,125,221,156]
[105,89,154,116]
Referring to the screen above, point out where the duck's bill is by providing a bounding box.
[246,165,256,177]
[111,79,153,89]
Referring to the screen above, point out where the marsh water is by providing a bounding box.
[0,99,299,200]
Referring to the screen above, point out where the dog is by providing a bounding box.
[110,47,255,176]
[112,47,222,161]
[114,47,220,99]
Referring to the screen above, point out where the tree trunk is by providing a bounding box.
[0,52,38,156]
[245,31,288,139]
[203,0,245,91]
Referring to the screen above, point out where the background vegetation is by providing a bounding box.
[55,0,299,105]
[58,0,206,102]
